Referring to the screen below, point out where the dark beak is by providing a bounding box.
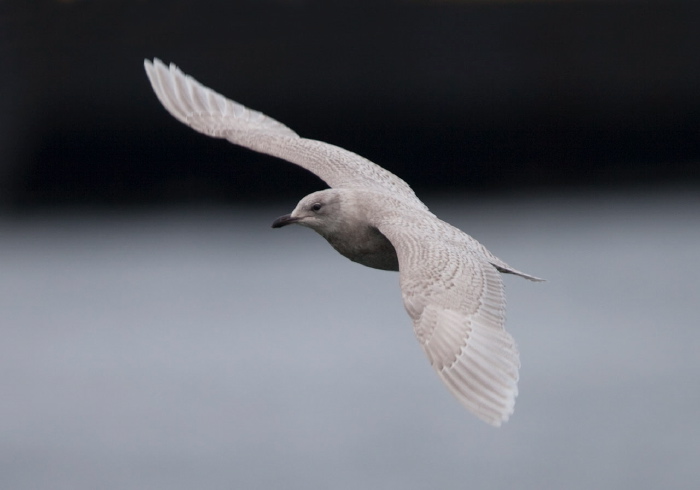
[271,214,300,228]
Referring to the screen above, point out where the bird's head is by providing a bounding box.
[271,189,345,235]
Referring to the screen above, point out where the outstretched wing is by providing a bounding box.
[144,58,429,212]
[376,214,519,426]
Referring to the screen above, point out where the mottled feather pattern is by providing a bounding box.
[369,199,520,425]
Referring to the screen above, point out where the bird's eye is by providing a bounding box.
[311,203,323,212]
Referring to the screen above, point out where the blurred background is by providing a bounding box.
[3,0,700,207]
[2,0,699,489]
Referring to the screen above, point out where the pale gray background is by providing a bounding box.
[2,187,698,489]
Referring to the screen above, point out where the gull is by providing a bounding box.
[144,58,543,426]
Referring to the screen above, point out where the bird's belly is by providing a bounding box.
[327,229,399,272]
[347,249,399,271]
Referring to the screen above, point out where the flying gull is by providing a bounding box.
[144,58,543,426]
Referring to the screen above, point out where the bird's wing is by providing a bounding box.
[144,58,430,212]
[375,213,519,426]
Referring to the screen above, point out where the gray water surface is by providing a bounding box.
[2,189,699,489]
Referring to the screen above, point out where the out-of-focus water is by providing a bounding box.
[1,189,699,490]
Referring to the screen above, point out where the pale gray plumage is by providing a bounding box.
[144,58,543,426]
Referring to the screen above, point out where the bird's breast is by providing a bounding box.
[324,226,399,272]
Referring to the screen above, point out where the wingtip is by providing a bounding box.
[474,406,511,427]
[143,57,160,70]
[143,58,161,92]
[143,57,173,74]
[484,402,515,427]
[143,58,160,79]
[489,419,504,428]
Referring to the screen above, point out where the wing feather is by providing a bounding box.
[376,216,520,426]
[144,58,429,212]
